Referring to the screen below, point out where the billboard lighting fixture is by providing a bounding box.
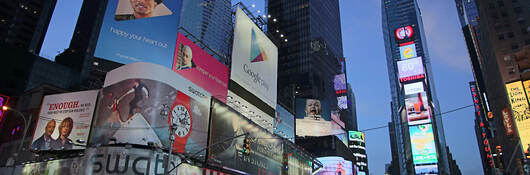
[251,4,255,8]
[284,39,288,42]
[268,15,271,18]
[280,34,284,38]
[276,30,279,33]
[257,10,261,13]
[273,18,277,22]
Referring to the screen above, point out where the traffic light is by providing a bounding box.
[283,153,289,170]
[242,137,251,156]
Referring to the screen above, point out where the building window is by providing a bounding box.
[522,28,528,35]
[497,1,504,7]
[514,7,522,14]
[508,32,515,38]
[498,34,505,40]
[512,43,519,50]
[525,39,530,45]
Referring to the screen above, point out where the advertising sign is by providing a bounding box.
[296,98,344,137]
[349,131,365,142]
[89,62,211,160]
[30,90,98,151]
[18,156,84,175]
[334,74,347,94]
[284,142,313,175]
[414,164,438,174]
[227,91,274,132]
[404,82,424,95]
[94,0,182,67]
[0,94,9,121]
[231,7,278,109]
[502,108,515,136]
[409,124,438,165]
[397,57,425,81]
[506,81,530,151]
[172,32,229,102]
[337,96,348,110]
[399,43,417,60]
[405,92,431,125]
[314,157,354,175]
[275,105,295,143]
[395,26,414,40]
[209,99,282,175]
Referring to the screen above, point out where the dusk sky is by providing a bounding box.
[43,0,483,174]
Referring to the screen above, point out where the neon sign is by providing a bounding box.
[0,94,9,121]
[395,26,413,40]
[470,83,495,167]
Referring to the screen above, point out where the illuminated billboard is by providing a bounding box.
[334,74,347,94]
[231,7,278,109]
[314,156,354,175]
[209,99,282,175]
[172,32,229,102]
[506,81,530,151]
[89,62,211,159]
[409,124,438,165]
[405,92,431,125]
[395,26,414,40]
[94,0,182,67]
[404,82,424,95]
[275,105,295,142]
[226,91,274,132]
[415,164,438,174]
[399,43,417,60]
[30,90,99,151]
[337,96,348,109]
[397,57,425,82]
[296,98,344,137]
[349,131,365,142]
[284,143,313,175]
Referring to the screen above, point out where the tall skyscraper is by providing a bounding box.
[381,0,451,174]
[267,0,350,129]
[456,0,530,173]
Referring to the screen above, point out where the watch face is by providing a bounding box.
[171,105,191,137]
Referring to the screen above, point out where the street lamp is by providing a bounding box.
[2,106,32,164]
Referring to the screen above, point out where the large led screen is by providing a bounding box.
[94,0,182,67]
[275,105,295,143]
[172,32,229,102]
[409,124,438,165]
[30,90,99,151]
[506,81,530,151]
[405,92,431,125]
[397,57,424,80]
[403,82,424,95]
[399,43,417,60]
[415,164,438,174]
[314,156,354,175]
[349,131,365,142]
[284,143,313,175]
[208,99,282,175]
[334,74,347,92]
[231,7,278,109]
[337,96,348,110]
[296,98,344,137]
[89,62,211,160]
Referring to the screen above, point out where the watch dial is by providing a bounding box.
[171,105,191,137]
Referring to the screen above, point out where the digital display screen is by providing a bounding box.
[404,82,424,95]
[405,92,431,125]
[314,156,354,175]
[409,124,438,164]
[397,57,425,81]
[399,43,417,60]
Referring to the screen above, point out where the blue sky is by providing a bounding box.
[43,0,483,174]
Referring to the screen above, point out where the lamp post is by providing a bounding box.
[3,106,32,175]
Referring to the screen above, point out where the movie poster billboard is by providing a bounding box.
[397,57,424,80]
[275,105,295,143]
[409,124,438,165]
[172,32,229,102]
[314,156,354,175]
[94,0,182,67]
[89,62,211,160]
[506,81,530,151]
[399,43,417,60]
[231,7,278,109]
[405,92,431,125]
[30,90,99,151]
[208,99,282,175]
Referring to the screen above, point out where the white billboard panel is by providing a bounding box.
[404,82,424,95]
[231,7,278,109]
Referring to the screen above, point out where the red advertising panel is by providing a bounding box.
[172,32,229,102]
[395,26,413,40]
[502,108,515,136]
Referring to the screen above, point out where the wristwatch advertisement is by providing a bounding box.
[170,91,192,153]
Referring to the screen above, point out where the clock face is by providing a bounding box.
[171,105,192,137]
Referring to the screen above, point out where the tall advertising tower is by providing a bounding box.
[381,0,450,174]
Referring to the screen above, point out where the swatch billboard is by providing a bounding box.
[397,57,425,82]
[405,92,431,125]
[409,124,438,165]
[231,7,278,109]
[88,62,211,160]
[314,156,354,175]
[30,90,99,151]
[94,0,182,67]
[506,81,530,152]
[172,32,229,102]
[208,99,282,175]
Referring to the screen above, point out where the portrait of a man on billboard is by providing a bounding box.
[115,0,173,21]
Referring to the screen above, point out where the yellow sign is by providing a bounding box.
[506,81,530,151]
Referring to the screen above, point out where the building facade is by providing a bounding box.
[381,0,451,174]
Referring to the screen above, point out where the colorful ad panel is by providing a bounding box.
[399,43,417,60]
[404,82,424,95]
[506,81,530,151]
[405,92,431,125]
[337,96,348,110]
[231,7,278,109]
[397,57,424,80]
[172,32,229,102]
[414,164,438,174]
[314,156,354,175]
[94,0,182,67]
[395,26,414,40]
[284,143,313,175]
[334,74,347,93]
[30,90,99,151]
[409,124,438,165]
[349,131,365,142]
[275,105,295,143]
[89,62,211,160]
[296,98,344,137]
[208,99,282,175]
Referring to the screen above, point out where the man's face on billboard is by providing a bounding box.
[45,120,56,137]
[305,99,322,116]
[130,0,158,18]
